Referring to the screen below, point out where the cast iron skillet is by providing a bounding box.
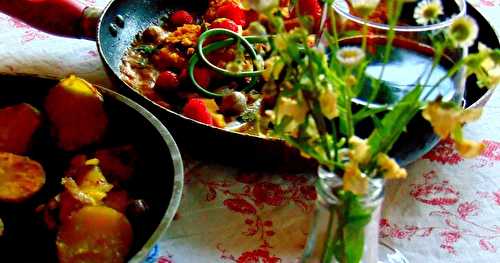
[1,1,498,169]
[0,75,184,263]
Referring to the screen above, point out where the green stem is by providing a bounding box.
[343,68,354,139]
[188,34,268,97]
[367,0,404,105]
[197,29,266,77]
[321,205,345,263]
[328,4,339,51]
[361,16,369,53]
[422,59,465,101]
[330,119,339,162]
[423,44,444,88]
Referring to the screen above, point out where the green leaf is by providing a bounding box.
[370,115,382,130]
[343,192,372,263]
[367,85,424,156]
[134,44,157,55]
[352,107,388,124]
[331,191,373,263]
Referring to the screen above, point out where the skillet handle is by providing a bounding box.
[0,0,101,40]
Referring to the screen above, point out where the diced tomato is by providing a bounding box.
[193,67,212,89]
[170,10,194,26]
[280,0,290,7]
[208,18,239,42]
[215,3,246,27]
[291,0,323,32]
[182,98,214,125]
[155,70,180,91]
[245,10,259,26]
[284,18,301,31]
[209,18,239,32]
[178,68,189,82]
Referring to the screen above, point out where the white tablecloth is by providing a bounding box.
[1,1,500,262]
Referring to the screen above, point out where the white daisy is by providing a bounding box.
[448,15,479,48]
[350,0,381,17]
[413,0,443,25]
[336,46,365,67]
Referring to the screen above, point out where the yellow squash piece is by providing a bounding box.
[56,206,133,263]
[0,152,46,203]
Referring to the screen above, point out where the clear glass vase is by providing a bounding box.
[301,166,407,263]
[329,0,468,104]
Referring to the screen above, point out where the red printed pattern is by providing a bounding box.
[173,163,316,262]
[0,14,49,44]
[380,170,500,255]
[423,139,500,168]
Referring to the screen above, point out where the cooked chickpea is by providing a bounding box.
[142,25,165,44]
[221,91,247,116]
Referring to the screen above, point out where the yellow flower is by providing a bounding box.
[455,138,485,158]
[262,57,284,81]
[349,136,371,165]
[377,153,407,180]
[274,34,288,51]
[448,15,478,48]
[319,89,339,119]
[478,43,500,89]
[343,161,368,195]
[273,96,309,135]
[422,101,482,139]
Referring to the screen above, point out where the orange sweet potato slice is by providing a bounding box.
[56,206,133,263]
[0,152,46,203]
[0,103,41,154]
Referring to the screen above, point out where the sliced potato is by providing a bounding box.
[56,206,133,263]
[45,75,108,151]
[0,152,45,203]
[0,103,41,154]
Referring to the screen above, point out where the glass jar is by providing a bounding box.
[329,0,468,104]
[301,166,407,263]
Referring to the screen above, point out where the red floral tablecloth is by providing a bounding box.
[1,1,500,262]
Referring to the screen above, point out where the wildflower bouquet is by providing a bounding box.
[236,0,499,262]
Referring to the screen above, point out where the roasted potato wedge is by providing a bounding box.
[0,103,41,154]
[0,152,45,203]
[45,75,108,151]
[56,206,133,263]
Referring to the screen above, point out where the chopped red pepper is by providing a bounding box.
[182,98,214,125]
